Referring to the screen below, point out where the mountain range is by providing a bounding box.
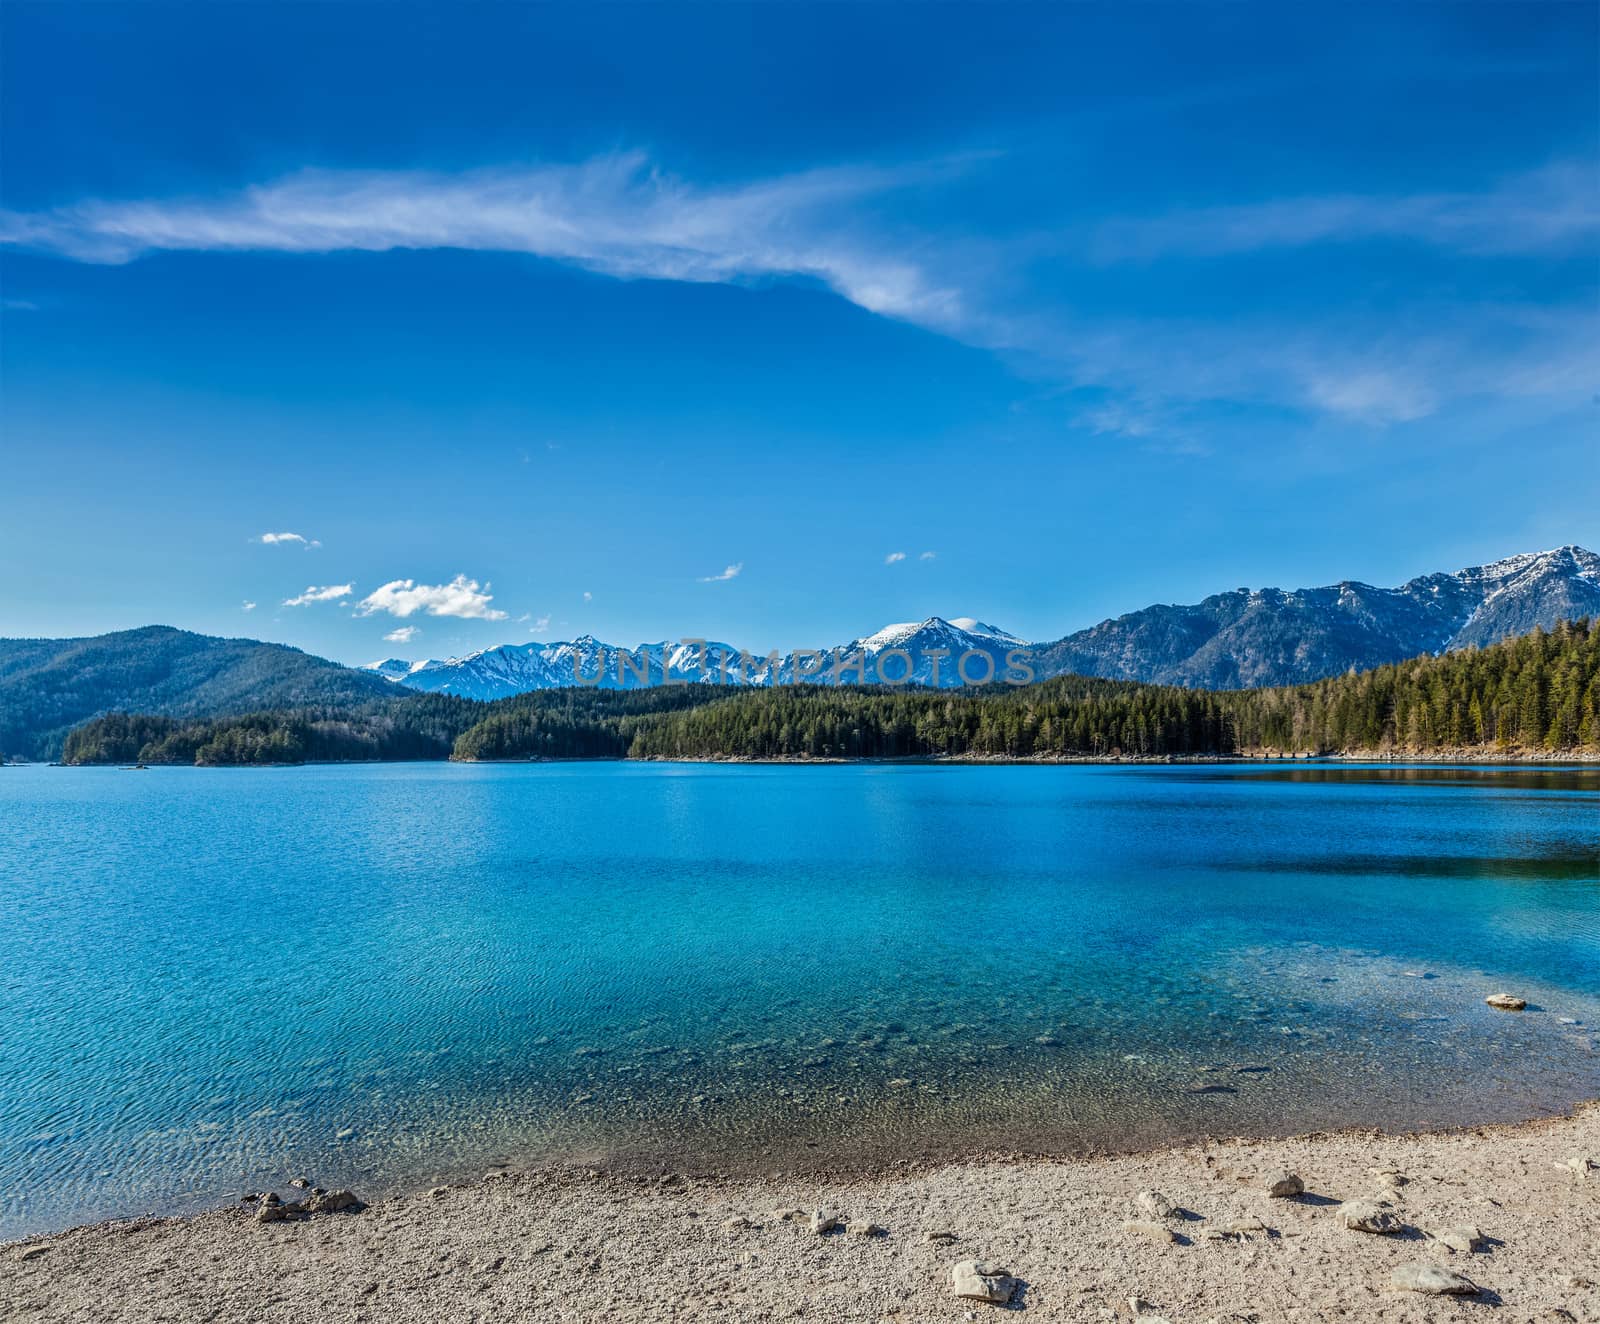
[3,545,1596,759]
[366,546,1600,699]
[364,616,1031,698]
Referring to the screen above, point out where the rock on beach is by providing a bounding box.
[950,1260,1018,1303]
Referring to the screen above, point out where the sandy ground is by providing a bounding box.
[4,1105,1597,1323]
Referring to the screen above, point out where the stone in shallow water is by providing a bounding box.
[1390,1263,1478,1295]
[1338,1199,1401,1234]
[1485,993,1527,1010]
[950,1260,1018,1303]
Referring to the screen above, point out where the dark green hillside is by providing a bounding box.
[62,692,478,766]
[619,619,1600,761]
[0,626,401,760]
[448,684,736,760]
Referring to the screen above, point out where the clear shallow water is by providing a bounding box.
[0,761,1596,1237]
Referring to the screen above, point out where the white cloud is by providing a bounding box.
[5,152,1589,432]
[698,561,743,583]
[283,583,353,606]
[355,574,508,620]
[582,591,592,602]
[919,551,937,561]
[0,153,961,329]
[530,615,551,634]
[884,551,907,564]
[1090,163,1600,262]
[241,600,257,611]
[1303,369,1437,426]
[383,625,420,643]
[258,531,321,548]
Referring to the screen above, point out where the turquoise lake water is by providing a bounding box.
[1,761,1596,1237]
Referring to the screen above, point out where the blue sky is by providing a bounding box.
[1,3,1595,663]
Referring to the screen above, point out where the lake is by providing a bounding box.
[1,760,1596,1237]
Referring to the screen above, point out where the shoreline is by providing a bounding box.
[7,1104,1598,1321]
[28,750,1600,769]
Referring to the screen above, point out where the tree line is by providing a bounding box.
[59,620,1599,765]
[621,619,1598,760]
[62,693,478,766]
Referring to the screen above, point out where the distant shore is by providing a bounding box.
[7,1103,1597,1322]
[29,749,1600,769]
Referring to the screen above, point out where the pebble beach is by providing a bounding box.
[5,1103,1596,1323]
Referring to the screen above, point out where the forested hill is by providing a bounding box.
[621,619,1598,760]
[0,625,400,760]
[61,694,478,766]
[49,620,1600,765]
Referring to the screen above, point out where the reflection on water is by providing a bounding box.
[0,760,1595,1236]
[1209,763,1600,792]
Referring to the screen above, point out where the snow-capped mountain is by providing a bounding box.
[364,617,1032,700]
[1029,545,1600,688]
[797,617,1032,687]
[364,546,1600,700]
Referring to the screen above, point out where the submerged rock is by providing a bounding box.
[1391,1263,1479,1295]
[1485,993,1527,1010]
[950,1260,1018,1303]
[1338,1199,1401,1234]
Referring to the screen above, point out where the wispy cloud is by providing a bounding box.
[355,574,508,620]
[258,531,320,548]
[0,153,961,328]
[1090,163,1599,262]
[241,600,257,611]
[884,551,907,565]
[383,625,420,643]
[4,152,1590,431]
[582,591,592,603]
[530,614,551,634]
[283,582,353,606]
[2,297,38,311]
[698,561,743,583]
[919,551,937,561]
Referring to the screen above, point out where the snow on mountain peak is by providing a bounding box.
[948,617,1029,645]
[856,616,1028,650]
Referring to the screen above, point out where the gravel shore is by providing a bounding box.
[5,1105,1597,1323]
